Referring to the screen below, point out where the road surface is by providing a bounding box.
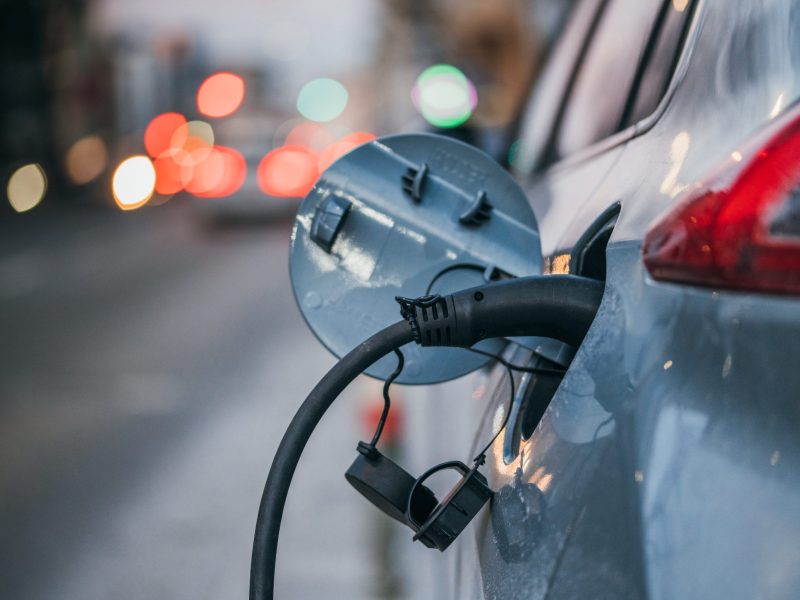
[0,204,412,599]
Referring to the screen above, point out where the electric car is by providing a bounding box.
[260,0,800,597]
[410,0,800,598]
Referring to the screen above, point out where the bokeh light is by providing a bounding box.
[144,112,187,158]
[112,155,156,210]
[296,78,349,123]
[185,147,226,195]
[192,146,246,198]
[65,136,108,184]
[171,120,215,166]
[7,163,47,212]
[153,150,193,195]
[285,121,335,152]
[257,145,318,197]
[412,64,477,128]
[197,72,245,118]
[339,131,376,146]
[317,131,376,173]
[171,120,215,150]
[146,116,236,198]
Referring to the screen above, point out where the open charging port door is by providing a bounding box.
[289,133,543,384]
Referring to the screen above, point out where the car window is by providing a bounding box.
[622,0,696,128]
[512,0,605,174]
[553,0,664,159]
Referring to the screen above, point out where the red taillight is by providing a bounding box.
[643,104,800,294]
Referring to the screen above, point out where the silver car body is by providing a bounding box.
[409,1,800,598]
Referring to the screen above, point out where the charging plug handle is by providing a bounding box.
[404,275,604,349]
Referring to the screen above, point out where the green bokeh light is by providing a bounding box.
[412,64,477,129]
[296,78,349,123]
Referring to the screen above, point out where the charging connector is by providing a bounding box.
[250,274,604,600]
[398,275,604,348]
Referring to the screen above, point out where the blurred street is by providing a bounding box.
[0,205,397,599]
[0,2,569,597]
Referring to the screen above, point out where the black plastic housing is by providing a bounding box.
[411,275,604,349]
[345,443,438,526]
[406,461,493,551]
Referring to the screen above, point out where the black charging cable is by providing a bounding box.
[370,346,563,455]
[250,275,604,600]
[401,346,565,519]
[461,346,566,461]
[465,347,566,377]
[249,320,415,600]
[424,262,505,295]
[472,360,516,464]
[368,349,404,448]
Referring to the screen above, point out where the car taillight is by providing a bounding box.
[643,103,800,294]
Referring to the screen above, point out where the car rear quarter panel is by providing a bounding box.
[449,1,800,598]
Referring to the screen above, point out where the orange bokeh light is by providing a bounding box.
[144,113,187,158]
[197,72,245,118]
[257,145,319,198]
[317,132,376,173]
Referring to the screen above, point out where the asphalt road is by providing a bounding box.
[0,204,410,599]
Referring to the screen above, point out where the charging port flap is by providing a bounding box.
[290,133,543,384]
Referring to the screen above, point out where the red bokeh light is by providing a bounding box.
[144,113,187,158]
[342,131,378,146]
[185,147,226,195]
[170,122,214,166]
[192,146,247,198]
[317,132,376,173]
[197,72,245,118]
[153,150,193,195]
[285,121,334,152]
[360,401,403,444]
[257,145,319,198]
[141,107,247,199]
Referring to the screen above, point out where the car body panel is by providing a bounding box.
[433,0,800,598]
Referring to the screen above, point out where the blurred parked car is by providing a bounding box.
[415,0,800,598]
